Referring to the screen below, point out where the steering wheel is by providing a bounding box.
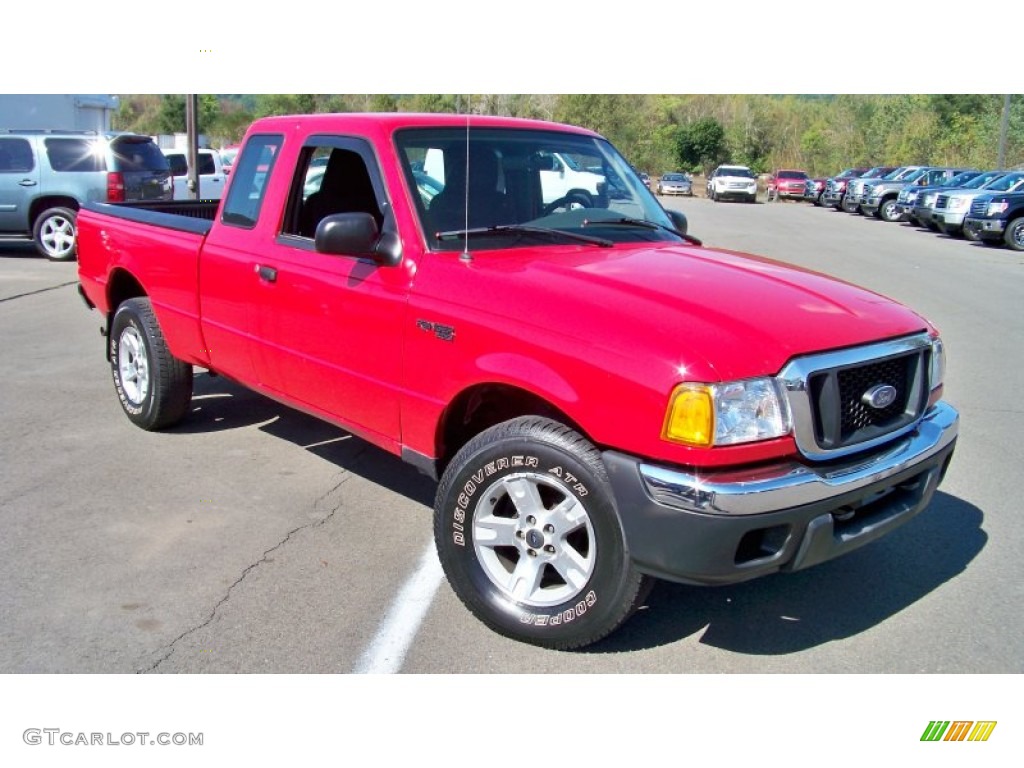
[541,191,593,217]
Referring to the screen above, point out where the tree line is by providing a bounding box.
[114,94,1023,177]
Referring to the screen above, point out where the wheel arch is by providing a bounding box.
[435,381,590,475]
[106,268,148,333]
[29,196,80,227]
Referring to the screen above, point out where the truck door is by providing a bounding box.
[0,136,38,233]
[247,137,409,447]
[198,133,285,383]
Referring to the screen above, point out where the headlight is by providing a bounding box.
[929,337,945,391]
[663,378,791,447]
[987,201,1009,216]
[948,197,969,211]
[905,190,919,203]
[922,193,937,206]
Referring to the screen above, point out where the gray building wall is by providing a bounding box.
[0,95,120,132]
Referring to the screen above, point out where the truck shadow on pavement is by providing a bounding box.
[174,374,985,656]
[590,490,985,655]
[173,372,436,506]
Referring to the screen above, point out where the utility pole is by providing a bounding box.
[186,95,200,200]
[997,94,1010,170]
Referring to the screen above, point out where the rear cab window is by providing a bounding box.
[221,134,283,228]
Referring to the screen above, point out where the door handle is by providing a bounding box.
[255,264,277,283]
[19,180,37,187]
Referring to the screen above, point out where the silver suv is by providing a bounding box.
[0,130,171,260]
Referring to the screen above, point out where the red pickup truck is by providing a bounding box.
[77,113,959,650]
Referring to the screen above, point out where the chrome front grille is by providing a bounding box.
[970,199,988,216]
[935,194,949,210]
[779,335,932,460]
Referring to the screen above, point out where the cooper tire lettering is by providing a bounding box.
[433,417,651,650]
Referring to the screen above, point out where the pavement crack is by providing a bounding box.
[138,466,359,673]
[0,281,78,304]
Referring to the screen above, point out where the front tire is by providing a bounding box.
[109,298,193,430]
[32,206,78,261]
[879,199,901,222]
[1004,217,1024,251]
[433,417,648,649]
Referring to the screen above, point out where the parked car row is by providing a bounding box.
[812,163,1024,251]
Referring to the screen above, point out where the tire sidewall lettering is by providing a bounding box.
[444,447,612,631]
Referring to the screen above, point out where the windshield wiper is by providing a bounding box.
[435,224,613,247]
[584,217,703,246]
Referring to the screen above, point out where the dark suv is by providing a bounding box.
[0,130,171,260]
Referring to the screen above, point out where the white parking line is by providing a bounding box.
[352,542,445,674]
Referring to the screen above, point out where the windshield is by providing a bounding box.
[720,167,754,178]
[944,171,979,187]
[969,172,1007,189]
[662,173,687,181]
[901,169,928,183]
[864,167,891,178]
[986,173,1024,192]
[395,127,682,252]
[777,170,807,179]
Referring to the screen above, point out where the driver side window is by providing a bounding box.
[283,145,382,239]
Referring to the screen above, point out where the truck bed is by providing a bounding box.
[81,200,219,235]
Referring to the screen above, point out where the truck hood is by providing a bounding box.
[462,242,930,383]
[868,182,908,193]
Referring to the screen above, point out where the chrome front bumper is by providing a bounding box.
[638,402,957,515]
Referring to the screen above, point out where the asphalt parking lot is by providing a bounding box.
[1,201,1022,675]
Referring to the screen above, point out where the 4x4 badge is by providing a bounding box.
[862,384,898,410]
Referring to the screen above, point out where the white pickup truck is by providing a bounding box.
[161,148,228,201]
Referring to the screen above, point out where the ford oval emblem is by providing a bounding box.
[863,384,898,410]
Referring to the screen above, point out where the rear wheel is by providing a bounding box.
[110,298,193,430]
[433,416,649,649]
[32,206,78,261]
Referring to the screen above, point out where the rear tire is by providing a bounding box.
[433,416,646,649]
[109,298,193,430]
[32,206,78,261]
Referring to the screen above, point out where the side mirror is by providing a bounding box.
[314,213,402,267]
[665,208,688,235]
